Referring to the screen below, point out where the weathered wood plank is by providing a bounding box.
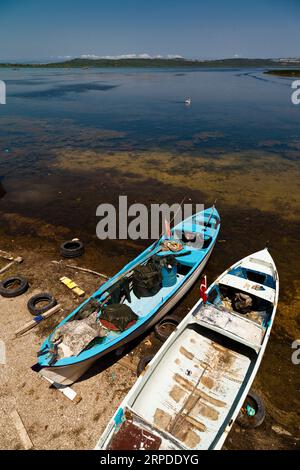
[41,375,82,403]
[51,259,110,280]
[14,304,62,337]
[11,410,33,450]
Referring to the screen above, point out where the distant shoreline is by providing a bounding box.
[264,69,300,77]
[1,57,300,68]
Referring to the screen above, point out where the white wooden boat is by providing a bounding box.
[96,248,278,450]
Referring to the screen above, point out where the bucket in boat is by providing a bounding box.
[161,262,177,287]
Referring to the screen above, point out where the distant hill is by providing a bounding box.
[1,57,300,68]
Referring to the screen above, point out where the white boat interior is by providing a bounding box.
[128,325,256,450]
[98,249,278,450]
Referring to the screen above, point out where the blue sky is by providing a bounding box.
[1,0,300,61]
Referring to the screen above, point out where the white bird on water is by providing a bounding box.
[185,97,191,106]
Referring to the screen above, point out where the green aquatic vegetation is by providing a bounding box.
[264,69,300,77]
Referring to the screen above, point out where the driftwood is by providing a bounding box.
[0,254,23,275]
[0,261,16,275]
[65,264,110,280]
[0,249,14,261]
[11,410,33,450]
[51,260,110,280]
[14,304,62,338]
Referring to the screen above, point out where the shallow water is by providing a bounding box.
[0,67,299,439]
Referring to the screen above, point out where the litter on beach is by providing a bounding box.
[0,339,6,365]
[60,276,85,297]
[11,410,33,450]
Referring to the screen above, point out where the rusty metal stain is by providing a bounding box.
[212,342,241,361]
[194,402,219,421]
[196,390,226,408]
[172,418,201,448]
[200,376,215,389]
[185,415,207,432]
[181,383,219,421]
[218,350,234,366]
[153,408,172,431]
[174,373,194,392]
[174,358,181,365]
[183,429,200,449]
[211,342,227,353]
[221,370,244,384]
[174,374,226,407]
[169,385,186,403]
[179,346,194,360]
[183,393,199,411]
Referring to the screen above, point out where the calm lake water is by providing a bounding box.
[0,67,299,150]
[0,67,299,442]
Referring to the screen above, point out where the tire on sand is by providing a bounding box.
[154,315,180,342]
[60,240,84,258]
[136,355,155,377]
[27,292,57,316]
[236,391,265,429]
[0,275,29,298]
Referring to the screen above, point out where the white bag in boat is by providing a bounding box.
[52,312,108,358]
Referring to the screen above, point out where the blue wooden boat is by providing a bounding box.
[36,206,220,385]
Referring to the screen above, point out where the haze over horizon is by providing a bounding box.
[1,0,300,62]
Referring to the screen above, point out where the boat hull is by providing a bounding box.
[96,249,279,450]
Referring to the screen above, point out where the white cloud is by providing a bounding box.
[79,53,184,60]
[80,54,101,59]
[166,54,184,59]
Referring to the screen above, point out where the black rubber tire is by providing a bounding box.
[60,240,84,258]
[0,275,29,298]
[154,315,180,342]
[27,292,57,316]
[236,391,265,429]
[137,355,155,377]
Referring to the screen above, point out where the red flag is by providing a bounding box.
[200,275,207,303]
[164,218,171,239]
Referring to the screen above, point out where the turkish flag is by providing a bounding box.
[200,275,207,303]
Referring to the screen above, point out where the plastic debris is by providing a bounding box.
[60,276,85,297]
[11,410,33,450]
[0,339,6,365]
[246,405,256,416]
[271,425,292,437]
